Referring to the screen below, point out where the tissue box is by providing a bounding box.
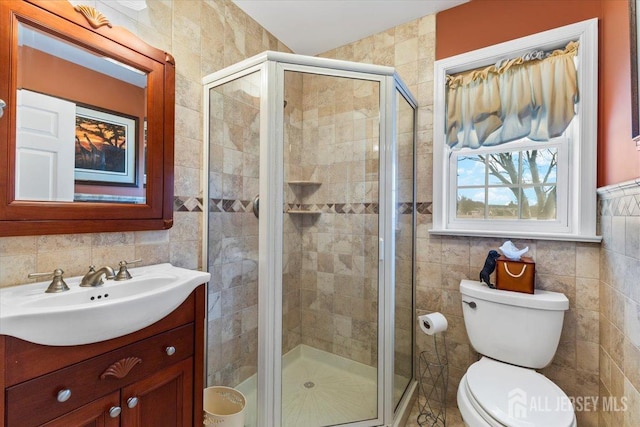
[495,256,535,294]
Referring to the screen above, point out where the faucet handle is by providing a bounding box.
[114,259,142,281]
[28,268,70,293]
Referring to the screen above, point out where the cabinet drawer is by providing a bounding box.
[6,323,194,427]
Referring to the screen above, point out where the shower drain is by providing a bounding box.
[303,381,315,389]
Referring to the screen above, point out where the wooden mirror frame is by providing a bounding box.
[0,0,175,236]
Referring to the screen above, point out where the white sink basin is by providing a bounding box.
[0,263,210,346]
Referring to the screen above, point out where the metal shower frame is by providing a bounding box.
[202,51,418,427]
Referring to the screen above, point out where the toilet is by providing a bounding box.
[457,279,576,427]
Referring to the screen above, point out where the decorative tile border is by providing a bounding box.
[174,197,434,215]
[416,202,432,214]
[210,198,254,213]
[174,196,203,212]
[597,179,640,217]
[600,194,640,217]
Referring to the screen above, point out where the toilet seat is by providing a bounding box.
[462,357,575,427]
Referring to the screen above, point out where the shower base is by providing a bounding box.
[236,344,378,427]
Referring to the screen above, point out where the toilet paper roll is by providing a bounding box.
[418,312,448,336]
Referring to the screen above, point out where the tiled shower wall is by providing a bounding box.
[598,183,640,427]
[282,69,416,374]
[292,73,381,366]
[282,71,304,355]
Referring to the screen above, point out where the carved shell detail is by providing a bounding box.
[73,5,113,29]
[100,357,142,379]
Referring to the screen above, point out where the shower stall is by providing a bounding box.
[202,51,416,427]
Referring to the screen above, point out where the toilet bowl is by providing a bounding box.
[457,358,576,427]
[458,280,575,427]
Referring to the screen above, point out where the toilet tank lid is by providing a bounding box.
[460,280,569,311]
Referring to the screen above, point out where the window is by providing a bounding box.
[452,134,568,233]
[431,19,601,242]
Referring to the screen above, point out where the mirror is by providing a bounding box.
[0,0,175,236]
[17,22,148,203]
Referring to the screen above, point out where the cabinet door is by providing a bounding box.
[120,358,193,427]
[41,392,121,427]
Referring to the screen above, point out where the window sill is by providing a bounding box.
[428,228,602,243]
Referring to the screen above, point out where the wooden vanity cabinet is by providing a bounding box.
[41,392,121,427]
[0,285,205,427]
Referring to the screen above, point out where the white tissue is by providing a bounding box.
[499,240,529,261]
[418,312,448,336]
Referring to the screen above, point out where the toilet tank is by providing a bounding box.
[460,279,569,369]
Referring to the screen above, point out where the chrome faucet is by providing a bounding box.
[79,265,115,287]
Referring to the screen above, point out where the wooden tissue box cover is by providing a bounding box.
[495,256,535,294]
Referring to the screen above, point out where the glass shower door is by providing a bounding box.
[205,53,418,427]
[280,70,381,426]
[206,70,262,427]
[393,89,415,411]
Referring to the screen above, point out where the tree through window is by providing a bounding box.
[456,144,559,221]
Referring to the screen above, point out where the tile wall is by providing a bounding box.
[282,71,304,355]
[287,73,381,366]
[598,183,640,427]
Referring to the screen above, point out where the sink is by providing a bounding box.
[0,263,210,346]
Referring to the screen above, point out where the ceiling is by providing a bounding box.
[232,0,469,56]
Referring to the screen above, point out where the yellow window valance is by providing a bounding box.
[445,41,579,149]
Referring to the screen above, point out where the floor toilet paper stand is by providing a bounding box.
[417,332,448,426]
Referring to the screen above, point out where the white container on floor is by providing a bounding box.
[203,386,246,427]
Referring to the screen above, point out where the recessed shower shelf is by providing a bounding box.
[287,181,322,186]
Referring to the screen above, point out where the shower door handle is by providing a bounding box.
[252,194,259,218]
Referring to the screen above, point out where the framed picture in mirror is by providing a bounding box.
[74,106,137,186]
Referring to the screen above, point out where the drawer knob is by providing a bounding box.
[57,388,71,402]
[127,396,139,408]
[165,346,176,356]
[109,406,122,418]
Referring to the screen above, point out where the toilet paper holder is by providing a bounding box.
[417,330,448,426]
